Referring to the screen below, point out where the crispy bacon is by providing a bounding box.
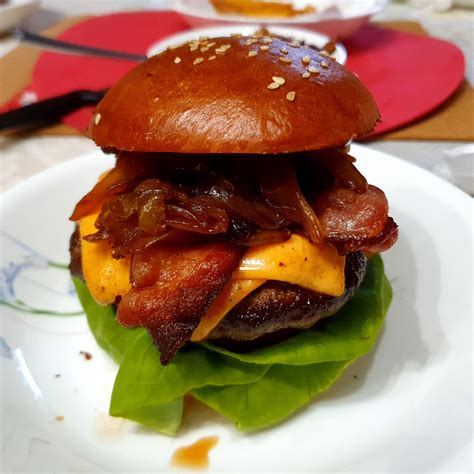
[327,217,398,255]
[117,242,243,364]
[312,184,396,254]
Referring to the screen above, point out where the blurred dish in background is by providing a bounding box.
[147,24,347,64]
[209,0,317,18]
[169,0,389,38]
[0,0,41,33]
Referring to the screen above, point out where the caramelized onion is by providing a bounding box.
[205,178,285,230]
[261,158,322,242]
[235,229,292,246]
[78,150,396,257]
[315,149,368,193]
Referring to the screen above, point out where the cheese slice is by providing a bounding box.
[79,213,131,305]
[234,234,345,297]
[191,279,265,341]
[190,235,345,340]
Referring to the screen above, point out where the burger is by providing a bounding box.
[69,33,398,433]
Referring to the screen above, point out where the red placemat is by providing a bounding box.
[2,11,465,137]
[344,25,465,136]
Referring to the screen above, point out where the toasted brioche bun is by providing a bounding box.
[89,35,379,154]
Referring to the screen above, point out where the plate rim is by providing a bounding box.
[146,23,348,65]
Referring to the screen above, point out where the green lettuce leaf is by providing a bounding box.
[119,398,184,436]
[192,361,350,431]
[73,254,392,434]
[110,332,269,434]
[73,277,145,364]
[202,254,392,365]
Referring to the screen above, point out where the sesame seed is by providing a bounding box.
[260,45,269,52]
[208,55,216,61]
[308,66,320,74]
[302,56,311,65]
[287,41,300,47]
[94,113,101,125]
[272,76,286,85]
[193,57,204,65]
[189,45,198,51]
[244,39,253,46]
[267,82,280,90]
[319,50,330,57]
[279,56,292,64]
[330,55,337,61]
[261,37,273,44]
[248,50,257,57]
[221,44,231,50]
[280,47,288,54]
[200,40,209,46]
[321,61,329,68]
[301,72,310,79]
[286,91,296,102]
[207,41,216,48]
[174,56,181,64]
[200,46,209,53]
[215,48,227,55]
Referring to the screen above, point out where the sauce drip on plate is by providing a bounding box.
[171,436,219,469]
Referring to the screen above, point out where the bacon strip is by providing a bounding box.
[313,184,397,254]
[117,242,243,364]
[327,217,399,255]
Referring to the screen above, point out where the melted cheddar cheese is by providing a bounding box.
[79,213,131,305]
[191,279,265,341]
[234,234,345,297]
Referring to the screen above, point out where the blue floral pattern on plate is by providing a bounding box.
[0,231,83,316]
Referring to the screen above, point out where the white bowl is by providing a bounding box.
[0,0,41,33]
[169,0,389,39]
[147,24,347,64]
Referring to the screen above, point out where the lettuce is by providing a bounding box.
[72,254,392,434]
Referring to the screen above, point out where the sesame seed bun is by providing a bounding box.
[89,35,380,154]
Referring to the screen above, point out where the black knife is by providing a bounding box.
[0,89,108,132]
[0,28,148,133]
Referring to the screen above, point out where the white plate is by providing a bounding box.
[147,24,347,65]
[0,144,472,472]
[170,0,389,39]
[0,0,41,33]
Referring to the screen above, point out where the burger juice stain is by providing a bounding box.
[171,436,219,469]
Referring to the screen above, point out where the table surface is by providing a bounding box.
[0,1,473,193]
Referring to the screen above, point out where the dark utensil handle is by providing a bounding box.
[0,89,107,131]
[14,28,148,62]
